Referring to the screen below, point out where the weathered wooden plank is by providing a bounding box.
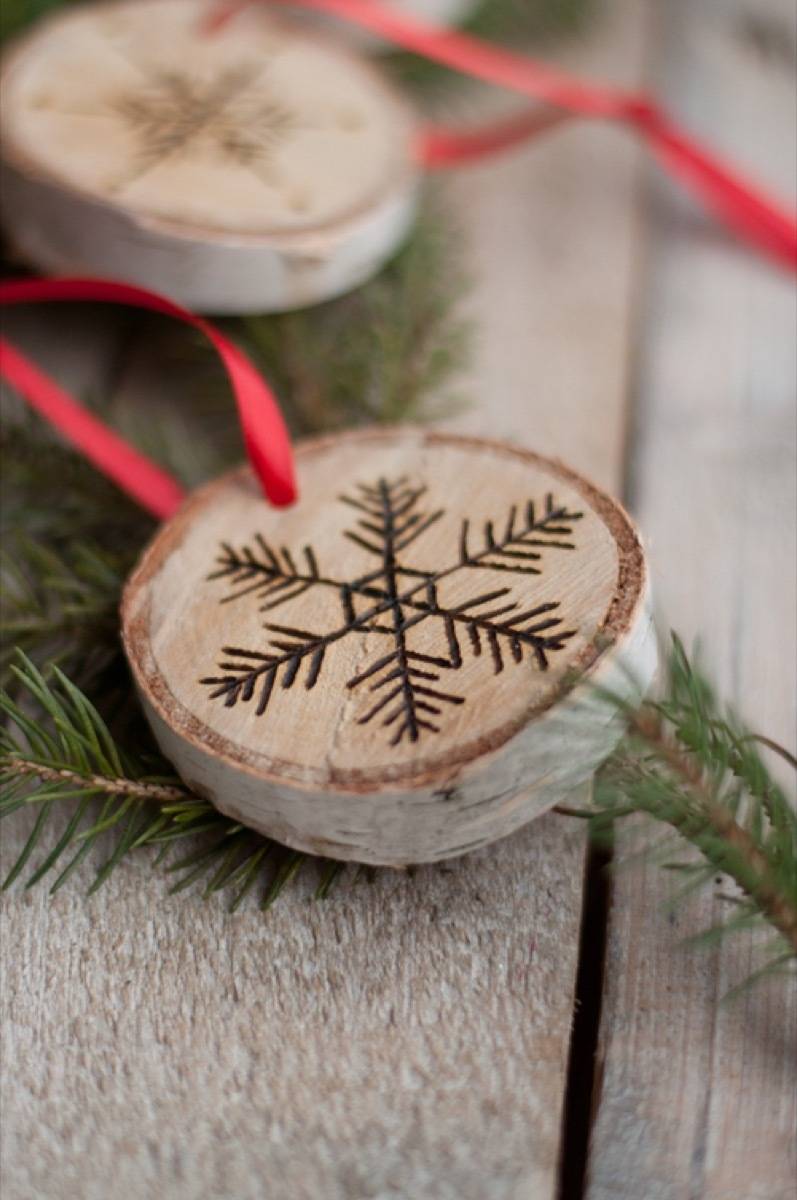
[445,0,652,493]
[586,2,797,1198]
[2,806,592,1200]
[0,2,650,1196]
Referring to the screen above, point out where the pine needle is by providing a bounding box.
[235,202,470,437]
[2,637,794,991]
[0,653,348,910]
[590,633,797,991]
[0,3,792,973]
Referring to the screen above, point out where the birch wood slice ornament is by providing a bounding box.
[122,428,657,866]
[0,0,419,313]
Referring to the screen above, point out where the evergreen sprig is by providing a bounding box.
[0,0,791,980]
[2,637,794,993]
[0,536,128,687]
[0,412,155,546]
[0,415,152,691]
[234,205,469,436]
[583,635,797,990]
[0,653,347,908]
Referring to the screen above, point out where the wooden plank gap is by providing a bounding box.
[557,838,614,1200]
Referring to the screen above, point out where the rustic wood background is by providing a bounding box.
[1,1,795,1197]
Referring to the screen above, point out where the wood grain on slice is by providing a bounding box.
[0,0,420,312]
[122,428,656,864]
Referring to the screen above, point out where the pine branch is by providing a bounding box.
[657,718,792,947]
[0,653,344,908]
[236,204,470,435]
[0,535,128,687]
[621,709,797,953]
[591,634,797,986]
[4,755,188,805]
[0,410,150,706]
[0,415,154,547]
[2,636,795,994]
[470,0,597,41]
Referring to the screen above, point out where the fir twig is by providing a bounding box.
[625,708,797,952]
[0,653,342,908]
[0,535,128,687]
[2,635,794,989]
[3,755,187,805]
[235,203,470,436]
[0,413,154,547]
[590,634,797,986]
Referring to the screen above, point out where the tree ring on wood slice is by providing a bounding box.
[122,428,657,865]
[0,0,420,313]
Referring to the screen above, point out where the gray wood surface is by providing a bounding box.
[1,1,795,1197]
[585,3,797,1199]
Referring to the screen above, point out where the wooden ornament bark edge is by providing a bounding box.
[0,1,421,313]
[121,428,657,864]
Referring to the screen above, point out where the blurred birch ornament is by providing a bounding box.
[0,0,420,312]
[122,427,657,866]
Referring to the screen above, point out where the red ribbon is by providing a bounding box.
[422,107,572,167]
[0,335,186,520]
[0,278,297,519]
[214,0,796,272]
[2,4,794,528]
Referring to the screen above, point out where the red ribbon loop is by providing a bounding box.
[2,3,794,527]
[226,0,796,272]
[0,278,297,519]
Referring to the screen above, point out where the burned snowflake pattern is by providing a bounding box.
[109,61,302,189]
[200,478,584,747]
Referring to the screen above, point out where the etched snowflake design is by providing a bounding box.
[110,63,301,188]
[200,478,584,747]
